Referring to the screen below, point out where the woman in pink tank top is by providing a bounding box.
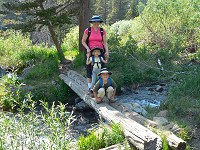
[82,15,109,92]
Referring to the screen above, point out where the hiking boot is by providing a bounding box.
[87,88,94,97]
[96,99,103,104]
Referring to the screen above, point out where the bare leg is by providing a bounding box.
[87,78,92,89]
[106,86,115,102]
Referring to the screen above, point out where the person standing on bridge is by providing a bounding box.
[86,47,108,92]
[93,68,117,104]
[82,15,109,93]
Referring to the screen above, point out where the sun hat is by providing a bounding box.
[98,68,112,76]
[91,46,103,54]
[89,15,103,23]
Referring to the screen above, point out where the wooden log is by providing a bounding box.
[110,103,186,150]
[167,133,187,150]
[59,72,162,150]
[59,70,186,150]
[110,102,159,128]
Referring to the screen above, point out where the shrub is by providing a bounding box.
[0,99,75,149]
[0,73,25,111]
[165,68,200,124]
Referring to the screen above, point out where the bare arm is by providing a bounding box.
[86,53,91,65]
[93,91,102,102]
[101,57,108,64]
[82,32,90,53]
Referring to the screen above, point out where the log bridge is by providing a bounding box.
[59,70,186,150]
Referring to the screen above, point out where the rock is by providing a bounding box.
[134,91,139,94]
[0,67,6,77]
[171,124,181,134]
[160,83,166,86]
[51,80,56,84]
[153,117,169,126]
[75,97,83,104]
[163,122,175,131]
[156,110,168,117]
[148,87,155,91]
[155,85,164,92]
[75,101,91,110]
[21,65,35,78]
[130,102,148,116]
[120,87,126,93]
[147,91,153,95]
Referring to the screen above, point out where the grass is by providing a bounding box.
[77,122,127,150]
[0,98,76,150]
[164,67,200,124]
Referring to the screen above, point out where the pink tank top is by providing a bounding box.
[84,27,106,50]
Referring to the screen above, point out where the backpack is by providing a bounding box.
[86,27,104,45]
[91,55,102,69]
[99,77,112,88]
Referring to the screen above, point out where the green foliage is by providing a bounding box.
[72,50,85,69]
[162,135,170,150]
[140,0,200,50]
[24,59,58,81]
[18,46,58,66]
[28,80,71,104]
[125,0,139,19]
[62,26,79,51]
[0,73,25,111]
[107,37,162,89]
[0,99,75,149]
[0,30,73,108]
[78,122,125,150]
[0,30,32,67]
[0,30,58,71]
[165,68,200,124]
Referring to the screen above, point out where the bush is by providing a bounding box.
[0,73,26,111]
[62,26,79,51]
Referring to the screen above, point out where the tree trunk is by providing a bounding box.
[79,0,90,51]
[39,1,66,64]
[47,22,67,64]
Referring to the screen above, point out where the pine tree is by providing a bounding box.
[107,0,129,24]
[0,0,78,64]
[125,0,139,20]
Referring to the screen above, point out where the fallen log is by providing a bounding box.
[167,133,187,150]
[59,71,162,150]
[110,102,159,128]
[110,103,186,150]
[59,70,186,150]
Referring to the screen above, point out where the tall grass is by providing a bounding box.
[0,98,76,150]
[165,67,200,124]
[0,30,32,67]
[78,122,126,150]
